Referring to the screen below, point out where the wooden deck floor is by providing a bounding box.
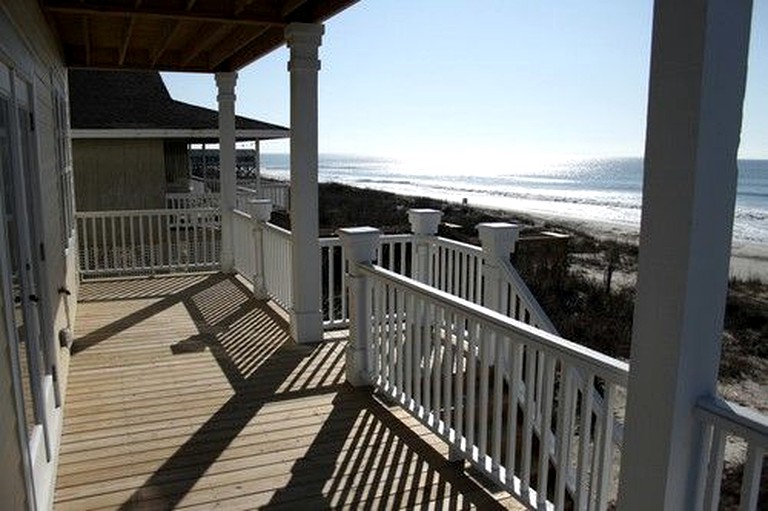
[55,273,525,510]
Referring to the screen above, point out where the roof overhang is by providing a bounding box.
[39,0,359,72]
[71,128,290,140]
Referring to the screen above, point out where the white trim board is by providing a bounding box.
[71,128,290,140]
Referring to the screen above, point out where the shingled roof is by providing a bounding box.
[69,70,288,139]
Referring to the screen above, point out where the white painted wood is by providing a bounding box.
[216,71,237,273]
[262,222,293,309]
[361,262,628,509]
[338,227,380,386]
[286,23,324,344]
[617,1,754,509]
[70,128,288,140]
[408,208,442,284]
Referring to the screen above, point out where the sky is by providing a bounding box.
[162,0,767,164]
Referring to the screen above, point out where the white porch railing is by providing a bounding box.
[76,208,220,277]
[262,222,293,310]
[359,263,629,510]
[694,396,767,510]
[233,209,257,284]
[165,192,219,210]
[320,233,415,328]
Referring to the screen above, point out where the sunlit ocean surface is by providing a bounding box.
[260,154,768,245]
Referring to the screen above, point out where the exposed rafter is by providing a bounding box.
[118,15,136,66]
[41,1,286,27]
[151,20,183,67]
[209,26,270,70]
[82,16,91,66]
[181,24,232,67]
[41,0,360,71]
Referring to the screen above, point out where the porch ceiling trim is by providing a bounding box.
[71,128,290,140]
[40,0,359,72]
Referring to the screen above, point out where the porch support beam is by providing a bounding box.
[617,1,753,509]
[286,23,324,344]
[216,71,238,273]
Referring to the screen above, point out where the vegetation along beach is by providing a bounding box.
[266,154,768,418]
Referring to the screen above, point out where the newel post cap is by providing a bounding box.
[408,209,443,236]
[247,199,272,222]
[337,227,381,264]
[477,222,520,255]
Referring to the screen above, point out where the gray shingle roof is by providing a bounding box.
[68,70,288,135]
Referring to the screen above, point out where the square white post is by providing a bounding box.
[286,23,324,343]
[477,223,519,367]
[338,227,381,387]
[216,71,237,273]
[408,208,442,284]
[617,1,753,509]
[247,199,272,300]
[477,222,519,313]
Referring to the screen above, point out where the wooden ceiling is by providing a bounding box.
[39,0,358,72]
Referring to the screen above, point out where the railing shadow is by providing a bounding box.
[263,389,507,510]
[79,274,344,509]
[70,273,508,509]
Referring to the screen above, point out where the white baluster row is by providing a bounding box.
[76,208,220,277]
[262,222,293,309]
[360,263,628,511]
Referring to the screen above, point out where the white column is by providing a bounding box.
[216,71,237,273]
[338,227,381,387]
[254,139,261,192]
[247,199,272,300]
[286,23,324,343]
[408,208,442,284]
[617,1,753,510]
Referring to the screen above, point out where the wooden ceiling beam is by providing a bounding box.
[118,15,136,66]
[151,20,183,67]
[181,24,233,66]
[225,27,285,71]
[82,16,91,66]
[209,26,269,70]
[281,0,310,17]
[41,2,286,27]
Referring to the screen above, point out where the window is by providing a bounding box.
[53,91,74,249]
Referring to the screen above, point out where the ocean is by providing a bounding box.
[259,154,768,245]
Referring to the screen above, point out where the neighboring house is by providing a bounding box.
[68,69,289,211]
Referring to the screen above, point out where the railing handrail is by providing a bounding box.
[165,192,218,198]
[264,221,291,239]
[434,235,484,256]
[233,208,252,220]
[497,258,559,335]
[696,395,768,445]
[76,207,218,218]
[359,262,629,386]
[319,232,414,247]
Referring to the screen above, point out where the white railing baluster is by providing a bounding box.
[521,344,537,496]
[595,383,616,511]
[576,373,596,511]
[492,330,504,474]
[555,367,574,509]
[703,426,727,511]
[740,444,763,510]
[537,355,557,508]
[478,327,491,465]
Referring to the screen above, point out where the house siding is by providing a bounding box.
[1,0,79,509]
[73,138,166,211]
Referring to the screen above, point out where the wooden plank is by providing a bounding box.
[55,275,527,510]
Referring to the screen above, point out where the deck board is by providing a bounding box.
[55,273,524,510]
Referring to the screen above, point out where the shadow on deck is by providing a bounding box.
[55,273,521,510]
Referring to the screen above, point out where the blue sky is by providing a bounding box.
[162,0,767,163]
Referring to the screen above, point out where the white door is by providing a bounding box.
[0,64,57,510]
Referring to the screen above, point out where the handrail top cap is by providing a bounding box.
[337,226,381,236]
